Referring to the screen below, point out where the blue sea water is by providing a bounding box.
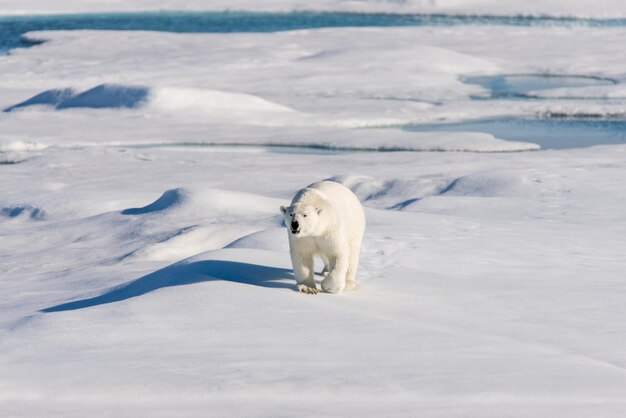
[405,118,626,150]
[2,11,626,55]
[463,74,618,100]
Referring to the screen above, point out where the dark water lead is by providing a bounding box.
[405,118,626,150]
[464,74,619,100]
[3,11,626,54]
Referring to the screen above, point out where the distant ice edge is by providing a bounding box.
[112,141,540,153]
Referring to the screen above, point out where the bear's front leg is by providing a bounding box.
[291,252,318,295]
[321,254,348,294]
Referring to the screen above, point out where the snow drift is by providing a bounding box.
[4,84,296,114]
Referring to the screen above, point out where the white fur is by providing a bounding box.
[280,181,365,294]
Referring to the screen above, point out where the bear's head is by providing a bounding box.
[280,204,322,237]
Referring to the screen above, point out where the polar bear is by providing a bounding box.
[280,181,365,294]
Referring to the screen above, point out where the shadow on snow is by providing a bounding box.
[41,260,294,313]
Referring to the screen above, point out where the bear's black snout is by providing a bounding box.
[291,220,299,230]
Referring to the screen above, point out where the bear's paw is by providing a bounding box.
[297,284,319,295]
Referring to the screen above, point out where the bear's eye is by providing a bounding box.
[303,214,307,217]
[289,214,293,217]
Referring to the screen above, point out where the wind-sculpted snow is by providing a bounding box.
[1,204,46,220]
[118,186,283,225]
[5,84,297,115]
[4,84,148,111]
[150,87,295,113]
[438,170,534,197]
[115,188,284,262]
[3,88,77,112]
[122,188,187,215]
[57,84,149,109]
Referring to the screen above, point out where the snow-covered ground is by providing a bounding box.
[2,143,626,417]
[2,7,626,418]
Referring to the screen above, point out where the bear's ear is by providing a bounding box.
[280,206,287,214]
[316,207,322,215]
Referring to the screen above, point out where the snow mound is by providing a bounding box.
[4,84,295,117]
[122,187,283,219]
[117,188,286,262]
[4,84,148,111]
[3,88,77,112]
[330,171,539,210]
[189,188,283,218]
[56,84,149,109]
[440,171,533,197]
[122,188,187,215]
[1,204,46,220]
[327,175,390,201]
[149,87,295,113]
[328,174,443,209]
[225,228,289,252]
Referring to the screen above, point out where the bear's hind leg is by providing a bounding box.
[320,253,330,278]
[321,255,348,294]
[344,240,362,291]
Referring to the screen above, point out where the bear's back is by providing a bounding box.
[306,181,365,232]
[306,181,357,203]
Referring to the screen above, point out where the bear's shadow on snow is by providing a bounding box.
[41,260,294,313]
